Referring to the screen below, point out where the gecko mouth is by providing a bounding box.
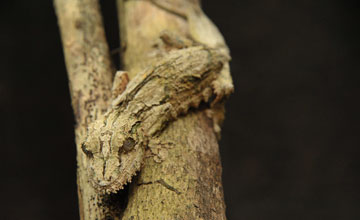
[94,178,118,189]
[93,178,129,194]
[91,169,134,193]
[94,172,122,188]
[98,180,111,187]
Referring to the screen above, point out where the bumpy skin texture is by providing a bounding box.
[82,46,229,193]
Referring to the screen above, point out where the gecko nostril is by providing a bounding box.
[122,137,136,151]
[81,143,94,158]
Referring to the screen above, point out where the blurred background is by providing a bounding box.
[1,0,359,219]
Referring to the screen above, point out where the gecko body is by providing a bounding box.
[82,45,229,193]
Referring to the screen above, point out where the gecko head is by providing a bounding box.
[81,129,144,193]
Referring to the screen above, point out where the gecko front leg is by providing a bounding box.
[111,71,129,100]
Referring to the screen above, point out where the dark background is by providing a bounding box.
[1,0,359,219]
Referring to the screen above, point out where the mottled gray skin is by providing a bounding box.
[81,46,230,193]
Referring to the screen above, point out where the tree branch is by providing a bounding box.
[117,0,231,219]
[54,0,115,219]
[55,0,232,219]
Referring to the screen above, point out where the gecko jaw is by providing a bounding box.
[98,180,111,187]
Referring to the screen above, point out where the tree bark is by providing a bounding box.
[55,0,231,219]
[54,0,117,219]
[117,1,228,219]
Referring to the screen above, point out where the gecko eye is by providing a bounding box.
[122,137,136,151]
[81,143,94,158]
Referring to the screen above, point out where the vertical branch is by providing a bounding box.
[117,0,190,78]
[117,0,227,219]
[54,0,115,219]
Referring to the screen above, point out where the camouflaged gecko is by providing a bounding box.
[81,42,231,193]
[81,0,235,193]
